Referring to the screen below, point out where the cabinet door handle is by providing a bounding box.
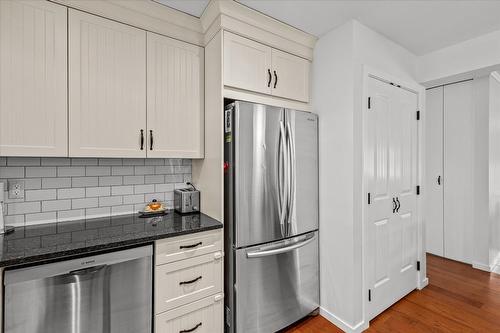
[437,175,441,185]
[267,69,272,87]
[150,130,154,150]
[179,241,202,249]
[179,322,202,333]
[392,198,396,213]
[179,276,202,285]
[140,129,144,150]
[273,70,278,88]
[395,197,400,213]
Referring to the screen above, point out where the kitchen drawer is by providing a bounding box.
[155,294,223,333]
[155,230,222,265]
[155,251,223,314]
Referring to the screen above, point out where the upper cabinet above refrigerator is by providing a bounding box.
[223,32,310,103]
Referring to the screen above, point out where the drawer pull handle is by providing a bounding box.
[180,241,202,249]
[179,276,202,285]
[180,322,202,333]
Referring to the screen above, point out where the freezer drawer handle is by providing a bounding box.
[179,322,202,333]
[180,241,202,249]
[246,233,316,258]
[179,276,202,285]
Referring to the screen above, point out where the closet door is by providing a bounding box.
[147,32,204,158]
[0,0,67,156]
[425,87,444,256]
[444,81,474,263]
[365,77,418,320]
[69,9,146,157]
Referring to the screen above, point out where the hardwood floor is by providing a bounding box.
[283,254,500,332]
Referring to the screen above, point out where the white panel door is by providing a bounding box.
[0,0,67,156]
[271,49,310,103]
[425,87,444,256]
[366,77,418,320]
[147,32,204,158]
[223,31,272,95]
[444,81,474,264]
[69,9,146,158]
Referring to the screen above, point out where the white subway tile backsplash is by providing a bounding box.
[86,187,111,197]
[58,188,85,199]
[0,158,191,225]
[25,189,57,202]
[42,177,72,189]
[0,167,24,178]
[57,166,85,177]
[86,166,111,176]
[111,185,134,196]
[26,167,56,178]
[72,197,99,209]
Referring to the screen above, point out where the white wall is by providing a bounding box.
[313,20,422,331]
[417,30,500,86]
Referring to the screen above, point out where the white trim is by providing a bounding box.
[223,87,312,112]
[320,307,369,333]
[361,65,427,323]
[472,262,492,272]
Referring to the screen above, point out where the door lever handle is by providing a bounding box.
[392,198,397,213]
[437,175,441,185]
[395,197,401,213]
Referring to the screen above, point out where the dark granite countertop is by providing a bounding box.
[0,211,222,268]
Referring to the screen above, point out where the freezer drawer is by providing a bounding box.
[234,231,319,333]
[4,246,152,333]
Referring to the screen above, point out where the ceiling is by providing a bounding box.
[154,0,500,55]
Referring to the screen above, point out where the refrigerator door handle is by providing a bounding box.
[286,121,296,236]
[246,233,316,258]
[278,121,288,237]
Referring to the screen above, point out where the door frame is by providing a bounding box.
[360,66,428,325]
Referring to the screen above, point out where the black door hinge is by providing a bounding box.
[368,97,371,109]
[417,261,421,271]
[416,186,420,195]
[368,289,372,302]
[416,110,420,120]
[368,192,371,204]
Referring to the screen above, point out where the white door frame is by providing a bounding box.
[361,65,428,325]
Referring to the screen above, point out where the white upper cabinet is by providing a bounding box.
[224,32,272,95]
[147,33,204,158]
[271,49,310,102]
[223,31,310,103]
[69,9,147,158]
[0,0,68,156]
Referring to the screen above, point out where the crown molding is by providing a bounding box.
[201,0,317,60]
[50,0,205,46]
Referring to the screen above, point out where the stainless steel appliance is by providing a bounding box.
[174,187,200,214]
[224,101,319,333]
[4,245,152,333]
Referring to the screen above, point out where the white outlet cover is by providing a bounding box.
[8,179,24,200]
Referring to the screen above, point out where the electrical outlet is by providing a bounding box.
[8,180,24,199]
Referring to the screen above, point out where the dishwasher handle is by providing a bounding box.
[69,264,107,276]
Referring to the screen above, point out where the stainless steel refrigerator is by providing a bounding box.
[224,101,319,333]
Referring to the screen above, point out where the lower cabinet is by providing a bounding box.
[155,229,223,333]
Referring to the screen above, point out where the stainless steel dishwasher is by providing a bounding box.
[4,245,152,333]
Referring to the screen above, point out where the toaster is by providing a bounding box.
[174,187,200,214]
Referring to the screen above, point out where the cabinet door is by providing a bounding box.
[223,32,272,95]
[69,10,146,157]
[425,86,444,256]
[271,49,310,103]
[147,33,204,158]
[0,0,67,156]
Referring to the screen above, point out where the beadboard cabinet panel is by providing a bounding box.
[223,31,272,95]
[0,0,68,156]
[147,33,204,158]
[271,48,310,103]
[69,9,147,158]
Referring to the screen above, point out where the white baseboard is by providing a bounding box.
[417,277,429,290]
[319,307,368,333]
[472,261,491,272]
